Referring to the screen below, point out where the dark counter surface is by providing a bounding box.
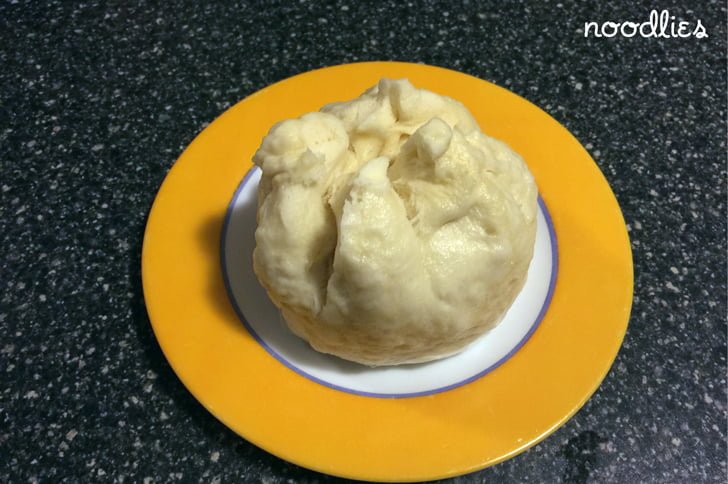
[1,1,726,482]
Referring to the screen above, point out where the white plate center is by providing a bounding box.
[222,167,557,397]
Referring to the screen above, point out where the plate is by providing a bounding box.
[142,62,633,481]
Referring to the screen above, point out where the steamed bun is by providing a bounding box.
[252,79,537,366]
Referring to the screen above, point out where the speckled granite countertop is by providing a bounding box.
[1,1,726,482]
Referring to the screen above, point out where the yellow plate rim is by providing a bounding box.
[142,61,633,482]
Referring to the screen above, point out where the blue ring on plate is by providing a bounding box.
[221,167,559,399]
